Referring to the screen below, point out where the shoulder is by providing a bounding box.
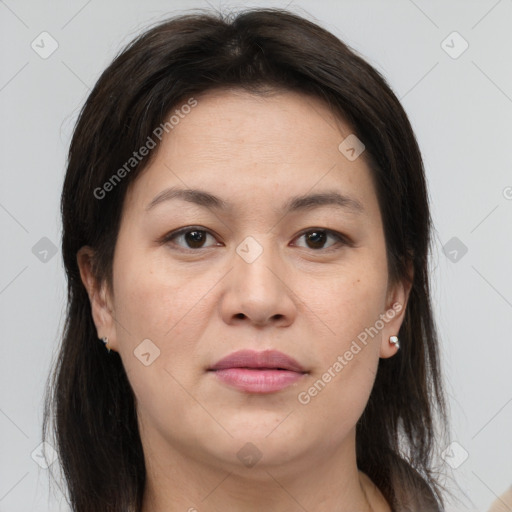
[487,486,512,512]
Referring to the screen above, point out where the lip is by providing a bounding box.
[208,349,307,394]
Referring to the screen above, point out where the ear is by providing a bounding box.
[379,260,414,359]
[76,246,118,352]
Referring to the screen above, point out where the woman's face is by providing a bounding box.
[81,89,410,473]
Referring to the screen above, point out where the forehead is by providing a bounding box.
[160,88,354,163]
[123,88,380,223]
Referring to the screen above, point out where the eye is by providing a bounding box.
[293,229,350,251]
[161,226,351,252]
[162,227,220,250]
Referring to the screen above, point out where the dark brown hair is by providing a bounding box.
[43,7,449,511]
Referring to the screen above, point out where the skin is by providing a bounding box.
[78,89,412,512]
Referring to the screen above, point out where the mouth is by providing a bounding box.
[208,349,308,394]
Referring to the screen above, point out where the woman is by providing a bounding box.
[43,8,449,512]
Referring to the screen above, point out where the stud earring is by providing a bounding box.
[389,335,400,350]
[101,336,111,353]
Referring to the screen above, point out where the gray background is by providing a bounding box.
[1,0,511,511]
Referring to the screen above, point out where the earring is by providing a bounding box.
[101,336,111,353]
[389,335,400,350]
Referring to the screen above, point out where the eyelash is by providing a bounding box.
[161,226,352,253]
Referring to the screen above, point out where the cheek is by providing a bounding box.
[114,270,172,341]
[110,246,225,407]
[297,277,384,438]
[110,253,212,436]
[308,262,389,348]
[112,244,209,340]
[299,256,388,410]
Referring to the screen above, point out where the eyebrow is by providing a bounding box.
[145,186,365,215]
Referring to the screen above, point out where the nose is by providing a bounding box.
[219,237,297,329]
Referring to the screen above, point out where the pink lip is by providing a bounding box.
[208,349,307,393]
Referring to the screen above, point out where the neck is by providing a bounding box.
[140,428,389,512]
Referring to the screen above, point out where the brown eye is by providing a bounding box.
[294,229,348,250]
[305,231,327,249]
[163,227,218,250]
[182,230,207,248]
